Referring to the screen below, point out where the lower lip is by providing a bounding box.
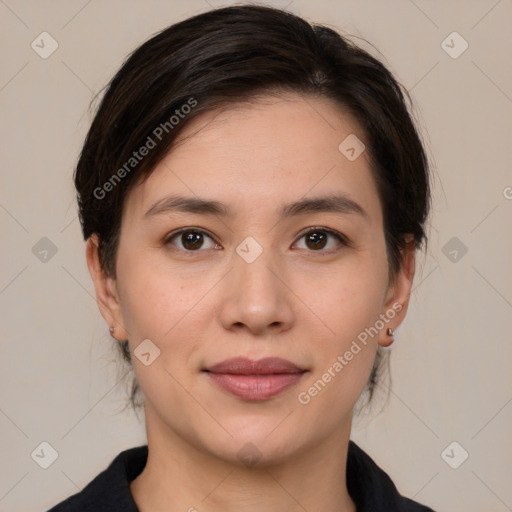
[205,372,306,401]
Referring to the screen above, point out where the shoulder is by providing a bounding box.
[347,441,437,512]
[45,445,148,512]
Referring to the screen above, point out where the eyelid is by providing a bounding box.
[163,227,220,250]
[163,226,349,252]
[293,226,349,250]
[295,226,348,241]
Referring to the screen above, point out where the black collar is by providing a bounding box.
[47,441,435,511]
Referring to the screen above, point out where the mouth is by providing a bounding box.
[202,357,308,401]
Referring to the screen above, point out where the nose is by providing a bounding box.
[218,246,295,337]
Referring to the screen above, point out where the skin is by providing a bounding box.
[86,93,415,512]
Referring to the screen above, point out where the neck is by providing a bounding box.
[130,407,357,512]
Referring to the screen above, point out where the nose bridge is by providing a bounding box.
[235,241,276,294]
[218,235,294,334]
[233,235,280,304]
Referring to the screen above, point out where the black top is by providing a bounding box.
[46,441,436,511]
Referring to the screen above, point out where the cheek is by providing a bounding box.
[317,283,383,380]
[116,249,199,336]
[296,252,389,397]
[298,251,389,342]
[295,284,384,415]
[115,252,219,376]
[115,261,208,407]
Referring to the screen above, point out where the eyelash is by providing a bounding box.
[162,226,349,254]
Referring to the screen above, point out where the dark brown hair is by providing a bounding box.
[75,5,431,411]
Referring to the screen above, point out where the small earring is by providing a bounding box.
[387,328,395,337]
[109,326,116,335]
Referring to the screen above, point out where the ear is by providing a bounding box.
[378,235,416,347]
[85,234,129,340]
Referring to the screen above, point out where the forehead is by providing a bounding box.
[123,93,382,224]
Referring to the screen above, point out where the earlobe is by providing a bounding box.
[379,327,396,348]
[85,234,129,340]
[378,237,416,348]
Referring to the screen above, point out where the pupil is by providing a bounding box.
[307,231,326,250]
[183,232,203,250]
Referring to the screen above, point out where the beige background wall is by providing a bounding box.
[1,1,511,511]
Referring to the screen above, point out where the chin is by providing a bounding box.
[194,415,310,468]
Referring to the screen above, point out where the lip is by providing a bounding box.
[203,357,307,401]
[205,357,305,375]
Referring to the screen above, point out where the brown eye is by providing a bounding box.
[305,231,328,250]
[181,231,204,250]
[294,228,347,252]
[164,229,218,251]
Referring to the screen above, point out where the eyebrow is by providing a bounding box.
[143,193,369,222]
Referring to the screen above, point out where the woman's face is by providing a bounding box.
[88,93,414,465]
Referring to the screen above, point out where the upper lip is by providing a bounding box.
[204,357,306,375]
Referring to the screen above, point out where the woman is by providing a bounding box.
[48,4,435,511]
